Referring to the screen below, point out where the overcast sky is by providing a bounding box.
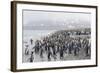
[23,10,91,30]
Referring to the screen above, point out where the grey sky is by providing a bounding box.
[23,10,91,30]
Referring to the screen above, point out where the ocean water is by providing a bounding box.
[23,30,57,43]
